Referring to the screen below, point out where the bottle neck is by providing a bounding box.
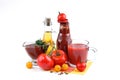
[44,25,52,32]
[43,18,52,32]
[59,22,70,34]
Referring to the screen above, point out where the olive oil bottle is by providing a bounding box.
[42,18,54,54]
[43,18,53,44]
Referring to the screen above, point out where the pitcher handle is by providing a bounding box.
[88,47,97,62]
[89,47,97,53]
[85,40,89,45]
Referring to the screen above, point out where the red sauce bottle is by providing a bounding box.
[56,19,72,57]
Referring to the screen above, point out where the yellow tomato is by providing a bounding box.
[26,61,33,69]
[62,63,69,71]
[54,65,61,72]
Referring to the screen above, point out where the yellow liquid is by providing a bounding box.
[43,31,53,45]
[43,31,55,54]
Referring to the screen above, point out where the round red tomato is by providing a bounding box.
[51,50,67,66]
[76,62,86,72]
[37,54,54,70]
[57,12,67,23]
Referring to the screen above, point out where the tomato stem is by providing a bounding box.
[56,50,61,56]
[58,11,60,15]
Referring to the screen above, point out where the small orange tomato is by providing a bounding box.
[54,65,61,72]
[26,61,33,69]
[62,63,69,71]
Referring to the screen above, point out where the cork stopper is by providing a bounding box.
[44,18,52,26]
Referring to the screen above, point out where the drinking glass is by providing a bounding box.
[68,39,97,67]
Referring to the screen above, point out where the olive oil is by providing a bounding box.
[42,18,53,45]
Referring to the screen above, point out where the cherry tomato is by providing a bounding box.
[37,54,54,70]
[54,65,61,72]
[26,61,33,69]
[57,12,67,22]
[51,50,67,66]
[62,63,69,71]
[76,62,86,72]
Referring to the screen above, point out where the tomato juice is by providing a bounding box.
[68,44,89,65]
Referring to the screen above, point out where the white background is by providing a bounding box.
[0,0,120,80]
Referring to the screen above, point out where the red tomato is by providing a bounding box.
[51,50,67,66]
[37,54,54,70]
[76,62,86,72]
[57,12,67,22]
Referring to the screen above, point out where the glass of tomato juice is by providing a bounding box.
[68,39,96,65]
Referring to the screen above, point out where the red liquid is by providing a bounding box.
[57,22,72,57]
[68,44,89,65]
[25,44,44,59]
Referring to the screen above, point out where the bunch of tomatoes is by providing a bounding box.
[26,49,86,72]
[37,50,69,72]
[26,49,69,72]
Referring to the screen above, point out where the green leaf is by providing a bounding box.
[36,40,43,45]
